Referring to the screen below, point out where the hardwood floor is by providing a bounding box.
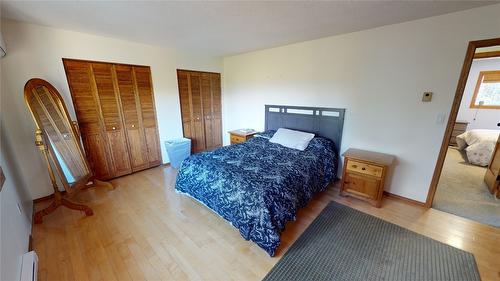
[32,166,500,281]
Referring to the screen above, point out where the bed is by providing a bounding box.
[456,129,500,166]
[175,105,345,256]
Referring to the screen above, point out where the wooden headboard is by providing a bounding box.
[264,105,345,153]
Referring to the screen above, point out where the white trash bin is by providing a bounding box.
[165,138,191,169]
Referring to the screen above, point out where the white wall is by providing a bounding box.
[456,57,500,130]
[0,135,33,281]
[1,22,33,279]
[223,4,500,203]
[1,19,222,199]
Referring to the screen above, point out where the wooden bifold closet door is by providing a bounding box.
[177,69,222,153]
[63,59,162,180]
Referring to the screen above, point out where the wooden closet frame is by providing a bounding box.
[62,58,162,179]
[177,69,222,152]
[425,37,500,207]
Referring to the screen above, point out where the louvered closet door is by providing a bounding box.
[115,65,149,171]
[133,66,162,166]
[177,70,193,140]
[209,73,222,148]
[201,73,222,150]
[91,62,132,177]
[63,60,113,180]
[187,72,206,153]
[201,73,214,149]
[177,70,222,153]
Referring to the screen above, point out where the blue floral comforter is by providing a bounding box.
[175,135,338,256]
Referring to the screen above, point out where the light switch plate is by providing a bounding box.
[422,92,433,102]
[436,113,446,124]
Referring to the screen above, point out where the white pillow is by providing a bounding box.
[269,128,315,151]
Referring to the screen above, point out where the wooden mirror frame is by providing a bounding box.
[25,78,113,223]
[426,37,500,207]
[25,78,93,193]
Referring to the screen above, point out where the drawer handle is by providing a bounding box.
[362,167,366,170]
[112,127,116,130]
[352,165,357,168]
[131,124,135,128]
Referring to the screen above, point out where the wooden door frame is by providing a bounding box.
[425,37,500,208]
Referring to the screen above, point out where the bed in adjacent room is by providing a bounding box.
[456,129,500,166]
[175,105,345,256]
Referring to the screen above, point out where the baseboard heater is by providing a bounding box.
[20,251,38,281]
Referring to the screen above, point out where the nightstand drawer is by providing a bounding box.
[343,173,380,199]
[346,159,383,178]
[230,134,246,144]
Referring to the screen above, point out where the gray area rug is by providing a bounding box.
[263,202,480,281]
[433,147,499,227]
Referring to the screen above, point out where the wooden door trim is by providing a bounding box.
[425,37,500,208]
[62,57,149,68]
[177,68,220,75]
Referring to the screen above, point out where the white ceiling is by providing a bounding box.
[1,1,497,56]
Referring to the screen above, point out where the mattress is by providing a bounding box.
[456,129,500,166]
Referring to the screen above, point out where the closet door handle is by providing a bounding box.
[131,124,135,128]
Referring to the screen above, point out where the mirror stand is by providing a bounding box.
[25,78,115,224]
[33,129,112,224]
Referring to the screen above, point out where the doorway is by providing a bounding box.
[427,38,500,227]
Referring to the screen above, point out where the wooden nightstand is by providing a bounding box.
[229,129,257,144]
[340,148,394,208]
[450,121,468,146]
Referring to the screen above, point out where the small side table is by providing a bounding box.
[340,148,395,207]
[228,129,257,145]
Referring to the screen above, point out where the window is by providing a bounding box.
[470,70,500,108]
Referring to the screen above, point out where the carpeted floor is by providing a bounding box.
[433,147,500,227]
[263,202,480,281]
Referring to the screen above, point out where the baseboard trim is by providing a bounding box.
[33,172,425,209]
[33,191,65,203]
[33,165,173,203]
[383,191,426,207]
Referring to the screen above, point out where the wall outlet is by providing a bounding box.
[422,92,433,102]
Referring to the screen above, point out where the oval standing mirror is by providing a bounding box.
[25,78,113,223]
[25,78,92,190]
